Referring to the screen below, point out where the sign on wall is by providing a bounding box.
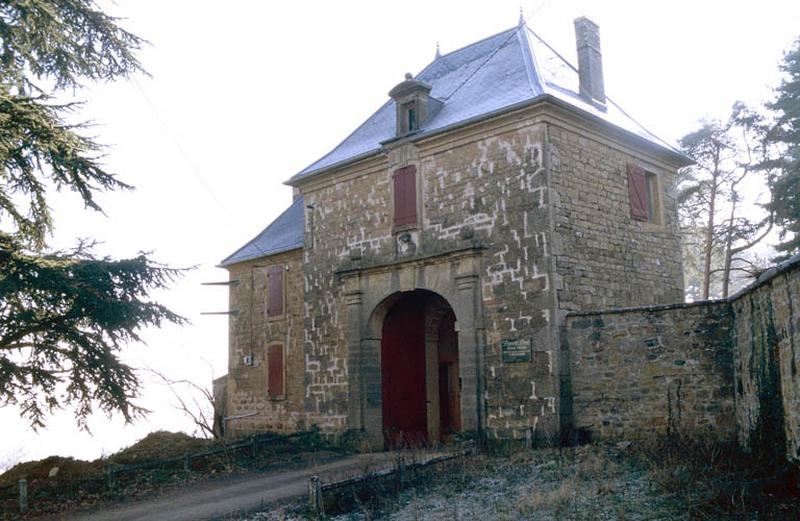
[501,338,532,363]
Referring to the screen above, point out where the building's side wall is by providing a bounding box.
[225,249,305,437]
[731,261,800,462]
[548,123,684,311]
[564,303,735,440]
[300,115,559,440]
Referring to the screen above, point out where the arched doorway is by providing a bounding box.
[380,290,461,447]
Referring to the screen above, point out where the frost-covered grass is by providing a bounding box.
[239,443,687,520]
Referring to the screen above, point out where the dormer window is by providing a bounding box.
[388,73,442,138]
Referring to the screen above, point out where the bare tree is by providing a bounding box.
[146,366,219,440]
[678,103,772,299]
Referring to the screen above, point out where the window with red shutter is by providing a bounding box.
[267,344,284,398]
[627,163,649,221]
[393,165,417,226]
[266,266,283,318]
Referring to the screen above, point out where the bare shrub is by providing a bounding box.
[633,430,800,519]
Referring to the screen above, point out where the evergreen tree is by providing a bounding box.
[0,1,185,429]
[765,37,800,260]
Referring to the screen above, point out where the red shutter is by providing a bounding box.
[627,163,649,221]
[393,165,417,226]
[267,344,284,397]
[267,266,283,317]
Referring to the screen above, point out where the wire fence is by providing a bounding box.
[0,429,325,517]
[310,448,474,517]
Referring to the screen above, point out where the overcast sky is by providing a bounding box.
[2,0,800,469]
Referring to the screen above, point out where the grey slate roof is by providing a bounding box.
[289,23,681,183]
[220,196,304,267]
[225,23,684,266]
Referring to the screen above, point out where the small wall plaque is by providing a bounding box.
[501,338,532,363]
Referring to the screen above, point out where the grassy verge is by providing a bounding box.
[632,432,799,519]
[243,435,799,520]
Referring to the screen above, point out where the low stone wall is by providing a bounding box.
[730,254,800,462]
[563,302,735,440]
[562,253,800,463]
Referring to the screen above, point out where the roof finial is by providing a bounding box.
[435,41,441,60]
[519,7,525,26]
[404,72,413,80]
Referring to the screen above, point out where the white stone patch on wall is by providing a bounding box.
[531,263,548,285]
[428,212,496,240]
[487,247,525,290]
[504,312,533,333]
[530,187,546,208]
[475,138,499,176]
[534,232,548,256]
[461,182,476,211]
[498,139,522,166]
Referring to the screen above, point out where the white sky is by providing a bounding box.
[2,0,800,468]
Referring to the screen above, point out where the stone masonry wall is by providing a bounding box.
[549,124,684,311]
[564,302,735,440]
[563,255,800,464]
[300,118,559,440]
[731,256,800,462]
[421,124,555,441]
[225,249,305,437]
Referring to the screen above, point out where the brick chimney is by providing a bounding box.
[574,17,606,106]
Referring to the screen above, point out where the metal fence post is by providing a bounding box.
[18,479,27,514]
[250,437,257,458]
[396,458,406,490]
[308,475,323,518]
[106,464,115,489]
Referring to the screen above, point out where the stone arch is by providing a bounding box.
[341,251,486,447]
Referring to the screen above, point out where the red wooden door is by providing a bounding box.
[381,294,427,447]
[437,310,461,436]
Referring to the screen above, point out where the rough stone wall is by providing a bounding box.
[225,249,305,437]
[301,120,559,440]
[300,167,386,432]
[731,258,800,462]
[421,124,556,441]
[548,125,684,311]
[564,302,735,440]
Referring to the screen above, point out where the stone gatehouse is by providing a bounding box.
[218,17,692,448]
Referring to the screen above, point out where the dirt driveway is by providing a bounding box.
[47,452,396,521]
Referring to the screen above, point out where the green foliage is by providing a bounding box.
[0,234,186,428]
[0,1,184,428]
[0,0,145,91]
[765,37,800,259]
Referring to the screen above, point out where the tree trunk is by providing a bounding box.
[702,168,719,300]
[721,196,737,299]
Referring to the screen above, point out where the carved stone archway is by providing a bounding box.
[340,247,486,447]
